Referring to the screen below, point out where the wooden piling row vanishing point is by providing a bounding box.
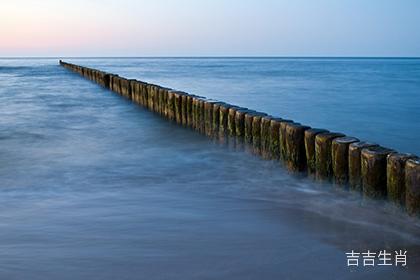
[59,60,420,217]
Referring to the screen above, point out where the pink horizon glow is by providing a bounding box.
[1,0,420,57]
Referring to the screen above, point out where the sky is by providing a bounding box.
[0,0,419,57]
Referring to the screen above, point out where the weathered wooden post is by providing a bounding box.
[94,70,100,84]
[136,82,143,106]
[186,95,194,127]
[126,79,133,99]
[167,91,175,121]
[157,86,164,116]
[116,76,123,95]
[269,118,284,160]
[97,71,104,87]
[260,116,273,159]
[108,74,114,91]
[219,103,232,138]
[228,107,239,137]
[146,84,154,110]
[110,74,120,93]
[141,82,148,107]
[212,102,222,138]
[192,96,206,131]
[279,120,296,162]
[315,132,345,180]
[89,69,94,81]
[406,158,420,216]
[155,86,161,110]
[173,91,183,124]
[121,78,130,99]
[195,97,206,133]
[285,123,311,172]
[251,112,267,155]
[387,153,416,206]
[92,70,98,84]
[181,94,188,125]
[117,77,125,95]
[235,109,248,139]
[191,97,198,129]
[103,74,110,89]
[331,136,359,184]
[153,85,160,113]
[348,142,378,191]
[130,80,139,104]
[304,128,329,175]
[361,146,394,199]
[153,85,161,113]
[204,101,215,137]
[244,111,256,144]
[161,87,170,118]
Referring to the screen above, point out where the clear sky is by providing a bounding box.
[1,0,419,57]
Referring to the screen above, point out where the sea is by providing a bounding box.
[0,57,419,279]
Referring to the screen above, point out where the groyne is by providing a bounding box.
[59,60,420,217]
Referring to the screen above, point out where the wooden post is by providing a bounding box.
[406,158,420,216]
[119,78,128,97]
[161,87,170,118]
[260,116,273,159]
[331,136,359,184]
[172,91,182,124]
[304,128,329,175]
[130,80,139,104]
[269,118,284,160]
[204,101,215,137]
[387,153,416,206]
[103,73,110,89]
[235,109,249,139]
[148,84,154,111]
[110,74,120,93]
[244,111,256,144]
[181,94,188,125]
[228,107,239,137]
[348,142,378,191]
[191,97,198,129]
[137,82,145,106]
[361,146,394,199]
[212,102,223,138]
[156,86,163,115]
[186,95,194,127]
[315,132,345,180]
[197,98,206,134]
[251,112,267,154]
[285,123,311,172]
[153,85,160,113]
[219,103,232,138]
[167,91,175,121]
[279,120,295,162]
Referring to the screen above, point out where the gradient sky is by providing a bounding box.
[1,0,419,57]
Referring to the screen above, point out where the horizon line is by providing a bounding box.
[1,56,420,59]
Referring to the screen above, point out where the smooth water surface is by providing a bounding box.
[72,57,420,155]
[0,58,419,279]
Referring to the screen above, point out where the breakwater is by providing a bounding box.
[59,60,420,216]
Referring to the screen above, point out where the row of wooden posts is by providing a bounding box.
[59,60,420,216]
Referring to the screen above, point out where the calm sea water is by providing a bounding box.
[71,57,420,154]
[0,58,419,279]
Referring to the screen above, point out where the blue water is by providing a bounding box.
[0,58,419,279]
[71,57,420,155]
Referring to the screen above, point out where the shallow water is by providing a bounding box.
[0,58,419,279]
